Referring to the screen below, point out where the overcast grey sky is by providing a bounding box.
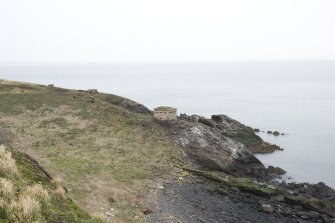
[0,0,335,63]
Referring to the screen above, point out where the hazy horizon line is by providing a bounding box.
[1,59,335,66]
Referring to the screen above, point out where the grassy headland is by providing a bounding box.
[0,80,182,222]
[1,79,334,223]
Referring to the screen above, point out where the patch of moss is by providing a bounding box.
[222,128,262,148]
[226,176,278,197]
[184,167,279,197]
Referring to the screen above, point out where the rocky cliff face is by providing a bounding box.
[180,114,282,153]
[159,114,284,179]
[172,120,267,178]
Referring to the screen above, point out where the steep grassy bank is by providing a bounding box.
[0,80,182,222]
[0,145,103,223]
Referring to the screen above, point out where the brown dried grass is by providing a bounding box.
[8,195,41,222]
[54,186,66,200]
[0,178,14,199]
[0,146,48,222]
[51,176,63,188]
[22,184,50,205]
[0,145,20,178]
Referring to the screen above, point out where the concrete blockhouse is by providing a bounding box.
[88,89,98,94]
[154,106,177,121]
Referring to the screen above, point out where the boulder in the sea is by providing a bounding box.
[267,131,273,134]
[266,166,286,175]
[254,128,260,133]
[273,131,280,136]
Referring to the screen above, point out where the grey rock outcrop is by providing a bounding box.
[179,114,282,154]
[286,182,335,202]
[165,119,271,179]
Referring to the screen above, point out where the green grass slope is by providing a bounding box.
[0,80,182,222]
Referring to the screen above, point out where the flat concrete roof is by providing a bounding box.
[154,106,176,111]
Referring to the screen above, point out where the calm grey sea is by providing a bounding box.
[1,61,335,187]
